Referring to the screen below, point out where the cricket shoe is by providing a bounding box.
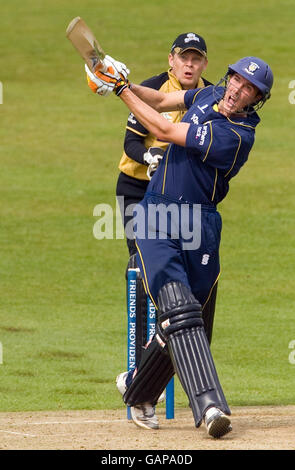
[116,371,165,402]
[130,403,159,430]
[204,407,232,438]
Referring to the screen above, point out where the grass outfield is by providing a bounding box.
[0,0,294,412]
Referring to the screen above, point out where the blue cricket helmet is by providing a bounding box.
[228,56,274,100]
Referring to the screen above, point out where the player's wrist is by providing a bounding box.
[114,78,130,96]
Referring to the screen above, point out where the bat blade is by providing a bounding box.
[66,16,106,72]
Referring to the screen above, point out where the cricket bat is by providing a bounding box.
[66,16,106,72]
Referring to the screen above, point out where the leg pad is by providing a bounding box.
[168,326,230,427]
[123,334,174,406]
[157,282,230,427]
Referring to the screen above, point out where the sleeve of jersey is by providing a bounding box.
[124,129,149,165]
[184,88,203,109]
[185,120,254,174]
[125,112,149,137]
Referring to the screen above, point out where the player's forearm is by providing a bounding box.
[119,87,188,146]
[129,83,166,111]
[120,87,169,138]
[130,83,186,113]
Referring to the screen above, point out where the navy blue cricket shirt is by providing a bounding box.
[147,86,260,206]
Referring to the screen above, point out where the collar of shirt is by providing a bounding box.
[168,68,205,90]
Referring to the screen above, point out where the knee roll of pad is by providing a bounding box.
[157,282,203,338]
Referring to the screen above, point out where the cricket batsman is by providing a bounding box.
[85,54,273,438]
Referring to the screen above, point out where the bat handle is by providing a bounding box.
[92,58,107,73]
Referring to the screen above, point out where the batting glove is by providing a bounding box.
[143,147,165,180]
[103,55,130,80]
[114,77,130,96]
[85,64,116,96]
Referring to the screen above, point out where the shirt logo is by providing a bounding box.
[184,33,200,43]
[195,125,208,145]
[201,254,210,265]
[191,113,199,124]
[161,112,173,122]
[197,104,208,114]
[244,62,260,75]
[128,113,137,125]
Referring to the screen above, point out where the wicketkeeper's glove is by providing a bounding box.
[143,147,165,180]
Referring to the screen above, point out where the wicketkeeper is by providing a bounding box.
[85,53,273,438]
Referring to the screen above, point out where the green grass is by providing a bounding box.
[0,0,295,412]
